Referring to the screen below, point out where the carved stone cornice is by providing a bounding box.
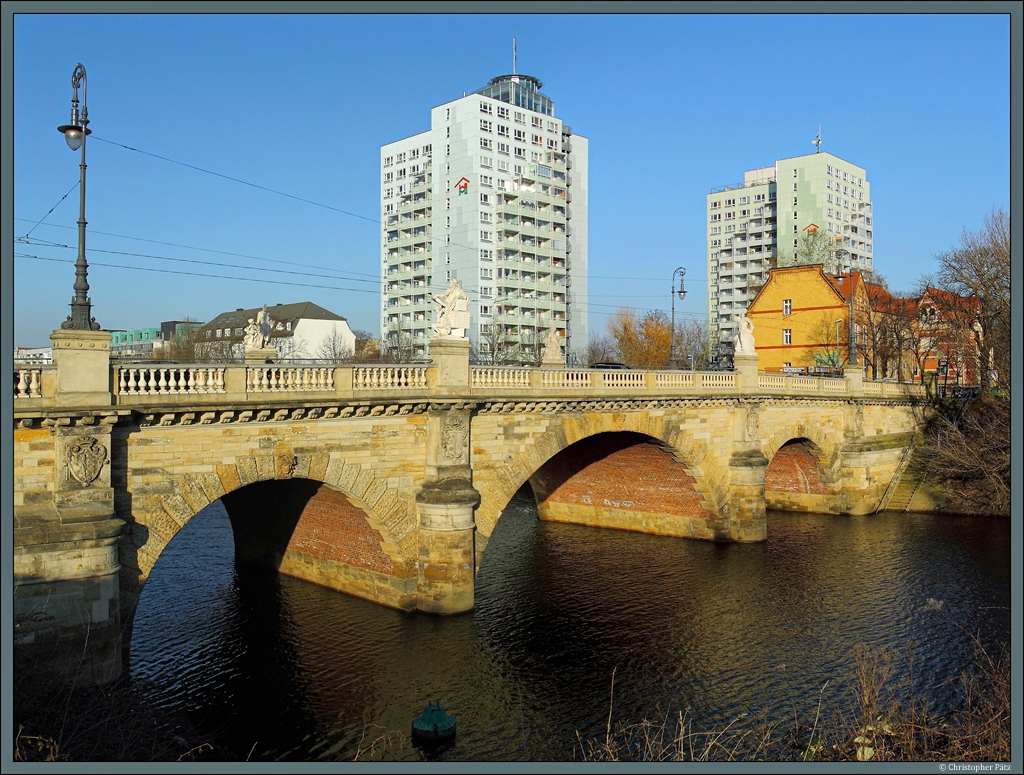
[127,401,433,427]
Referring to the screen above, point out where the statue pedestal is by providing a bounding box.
[429,337,470,388]
[49,329,112,407]
[540,354,564,368]
[733,352,759,392]
[244,347,277,364]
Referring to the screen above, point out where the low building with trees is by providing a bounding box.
[195,302,356,362]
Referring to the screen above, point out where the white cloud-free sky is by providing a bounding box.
[8,8,1012,348]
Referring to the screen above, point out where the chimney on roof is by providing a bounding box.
[236,308,243,311]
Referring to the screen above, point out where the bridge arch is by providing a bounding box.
[762,436,839,513]
[471,411,728,548]
[120,452,419,636]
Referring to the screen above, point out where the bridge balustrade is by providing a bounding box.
[353,366,428,390]
[472,367,532,388]
[247,366,335,393]
[13,366,50,398]
[118,365,227,395]
[11,361,927,406]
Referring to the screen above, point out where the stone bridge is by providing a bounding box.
[12,331,931,685]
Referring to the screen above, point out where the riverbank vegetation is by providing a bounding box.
[579,638,1010,763]
[917,207,1011,517]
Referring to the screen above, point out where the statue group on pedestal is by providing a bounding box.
[432,279,470,339]
[244,304,273,350]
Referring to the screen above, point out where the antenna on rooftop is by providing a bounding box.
[513,28,517,74]
[813,124,821,153]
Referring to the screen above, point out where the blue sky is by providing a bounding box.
[8,10,1012,348]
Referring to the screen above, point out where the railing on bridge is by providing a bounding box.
[12,361,927,406]
[13,365,53,399]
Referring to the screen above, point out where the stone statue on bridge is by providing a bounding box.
[432,279,469,340]
[540,327,563,367]
[733,312,755,355]
[245,305,273,350]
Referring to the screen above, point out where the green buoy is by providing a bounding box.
[411,700,456,742]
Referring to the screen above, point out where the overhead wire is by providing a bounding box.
[19,136,714,327]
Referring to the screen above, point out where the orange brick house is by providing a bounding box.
[746,264,869,373]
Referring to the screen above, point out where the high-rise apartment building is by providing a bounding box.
[380,74,588,363]
[706,151,873,358]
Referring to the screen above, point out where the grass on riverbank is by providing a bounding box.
[578,638,1010,762]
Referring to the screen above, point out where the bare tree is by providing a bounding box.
[928,206,1010,393]
[673,319,715,369]
[583,335,617,366]
[315,327,355,363]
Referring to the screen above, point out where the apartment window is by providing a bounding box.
[710,213,721,222]
[480,193,490,204]
[497,142,510,155]
[480,138,493,150]
[481,267,493,279]
[725,199,736,206]
[480,305,491,315]
[497,106,509,119]
[480,212,491,223]
[384,172,393,182]
[480,174,493,185]
[445,216,451,228]
[384,203,393,214]
[498,124,509,137]
[792,168,797,178]
[480,248,493,260]
[710,201,721,209]
[740,209,750,217]
[480,231,492,242]
[514,111,525,124]
[514,129,526,142]
[480,120,493,132]
[397,152,406,163]
[739,196,750,205]
[783,299,792,315]
[792,183,798,192]
[480,101,492,114]
[514,147,526,158]
[783,329,792,344]
[827,165,832,175]
[480,286,492,297]
[532,134,543,146]
[754,193,765,202]
[532,116,543,127]
[480,157,493,169]
[725,211,735,220]
[446,198,450,211]
[792,197,798,205]
[383,156,393,167]
[497,160,509,172]
[793,211,798,219]
[423,145,431,155]
[547,138,557,149]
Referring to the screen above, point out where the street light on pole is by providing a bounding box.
[669,266,686,369]
[57,63,100,331]
[832,240,857,367]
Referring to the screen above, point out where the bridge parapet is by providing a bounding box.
[12,361,927,410]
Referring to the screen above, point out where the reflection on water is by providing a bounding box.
[130,490,1010,761]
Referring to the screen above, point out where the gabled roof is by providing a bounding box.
[205,302,346,328]
[198,302,347,339]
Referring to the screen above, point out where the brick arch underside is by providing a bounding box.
[121,453,419,616]
[473,414,726,546]
[763,437,837,512]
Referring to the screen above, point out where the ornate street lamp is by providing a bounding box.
[832,242,857,367]
[669,266,687,369]
[57,63,100,331]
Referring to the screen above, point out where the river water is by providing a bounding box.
[129,490,1010,761]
